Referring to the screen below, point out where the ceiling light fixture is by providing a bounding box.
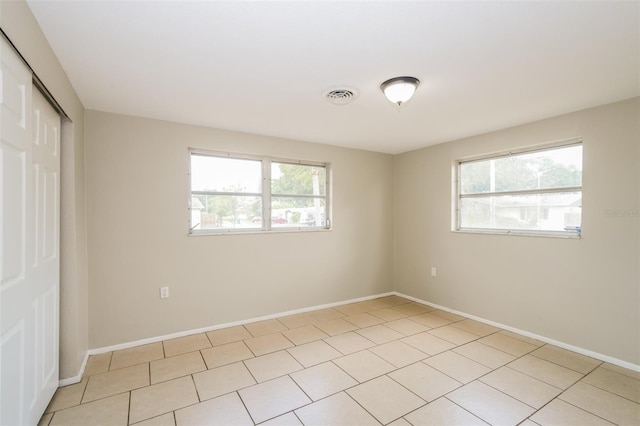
[380,76,420,106]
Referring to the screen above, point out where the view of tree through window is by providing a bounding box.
[458,143,582,235]
[271,162,326,228]
[190,151,329,233]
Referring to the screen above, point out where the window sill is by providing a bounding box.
[189,227,332,237]
[453,228,581,239]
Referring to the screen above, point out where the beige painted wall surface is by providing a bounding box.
[1,0,89,379]
[394,98,640,365]
[85,111,394,348]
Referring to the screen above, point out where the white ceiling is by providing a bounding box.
[27,1,639,154]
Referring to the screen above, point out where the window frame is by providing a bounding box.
[454,139,583,238]
[188,149,331,235]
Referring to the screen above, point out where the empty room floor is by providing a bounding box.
[40,296,639,425]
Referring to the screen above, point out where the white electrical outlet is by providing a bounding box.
[160,287,169,298]
[431,267,437,277]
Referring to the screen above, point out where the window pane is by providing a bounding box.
[271,163,326,196]
[191,154,261,193]
[460,145,582,194]
[189,151,331,235]
[460,191,581,232]
[271,197,326,227]
[191,194,262,230]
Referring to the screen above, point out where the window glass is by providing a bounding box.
[192,194,262,231]
[189,151,330,234]
[191,155,261,193]
[271,162,326,196]
[270,162,327,228]
[457,143,582,236]
[459,192,582,231]
[271,198,326,228]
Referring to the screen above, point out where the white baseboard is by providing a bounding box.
[58,351,89,386]
[59,291,394,384]
[395,291,640,373]
[59,289,638,385]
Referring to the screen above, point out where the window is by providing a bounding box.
[456,141,582,237]
[189,150,330,234]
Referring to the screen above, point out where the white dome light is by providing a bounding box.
[380,76,420,106]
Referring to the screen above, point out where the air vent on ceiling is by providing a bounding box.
[324,87,358,105]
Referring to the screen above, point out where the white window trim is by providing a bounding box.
[188,149,331,235]
[454,138,583,239]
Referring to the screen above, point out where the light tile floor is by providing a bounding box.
[40,296,640,425]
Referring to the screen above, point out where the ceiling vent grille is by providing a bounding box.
[324,87,358,105]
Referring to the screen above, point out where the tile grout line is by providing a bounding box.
[525,374,617,426]
[78,373,90,406]
[528,349,602,376]
[342,388,386,425]
[441,394,490,425]
[436,339,551,415]
[241,358,260,386]
[475,371,552,415]
[570,375,640,405]
[234,390,258,425]
[450,335,516,367]
[126,391,131,426]
[292,410,305,425]
[501,360,579,389]
[189,373,202,403]
[107,351,113,372]
[204,329,215,347]
[580,371,640,404]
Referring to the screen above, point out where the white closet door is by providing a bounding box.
[1,37,60,426]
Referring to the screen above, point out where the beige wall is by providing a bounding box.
[84,111,394,348]
[1,1,89,379]
[394,98,640,365]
